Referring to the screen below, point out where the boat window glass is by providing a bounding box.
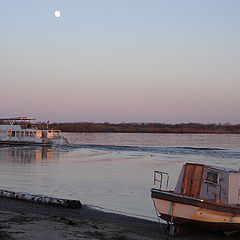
[16,132,19,137]
[25,132,29,137]
[30,132,33,137]
[12,131,15,137]
[207,171,218,184]
[21,132,24,137]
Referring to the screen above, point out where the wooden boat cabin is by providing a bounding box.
[175,163,240,205]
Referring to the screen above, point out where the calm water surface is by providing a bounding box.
[0,133,240,220]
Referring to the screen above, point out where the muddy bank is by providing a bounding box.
[0,197,239,240]
[0,197,164,240]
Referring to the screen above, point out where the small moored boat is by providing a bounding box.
[0,117,68,146]
[151,163,240,234]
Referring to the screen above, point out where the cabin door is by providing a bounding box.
[181,163,204,198]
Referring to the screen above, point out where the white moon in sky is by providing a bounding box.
[54,10,61,18]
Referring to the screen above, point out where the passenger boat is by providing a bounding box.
[0,117,68,146]
[151,163,240,235]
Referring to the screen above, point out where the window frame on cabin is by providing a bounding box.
[206,171,219,184]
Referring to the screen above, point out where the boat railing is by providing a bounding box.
[153,171,169,190]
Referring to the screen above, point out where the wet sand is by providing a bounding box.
[0,197,239,240]
[0,197,164,240]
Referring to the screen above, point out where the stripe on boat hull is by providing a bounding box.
[160,213,240,231]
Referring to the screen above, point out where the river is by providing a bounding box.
[0,133,240,221]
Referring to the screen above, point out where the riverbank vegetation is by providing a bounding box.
[51,122,240,134]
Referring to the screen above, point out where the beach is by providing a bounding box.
[0,197,163,240]
[0,197,240,240]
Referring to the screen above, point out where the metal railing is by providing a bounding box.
[153,172,222,201]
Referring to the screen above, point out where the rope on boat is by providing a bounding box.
[0,189,82,209]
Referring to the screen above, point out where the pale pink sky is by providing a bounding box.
[1,1,240,123]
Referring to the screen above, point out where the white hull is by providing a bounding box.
[152,189,240,231]
[153,198,240,224]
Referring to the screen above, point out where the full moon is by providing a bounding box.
[54,10,61,18]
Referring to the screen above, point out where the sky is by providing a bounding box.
[1,0,240,123]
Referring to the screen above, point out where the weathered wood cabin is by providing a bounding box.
[175,163,240,205]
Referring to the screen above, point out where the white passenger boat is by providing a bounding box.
[0,117,68,146]
[151,163,240,235]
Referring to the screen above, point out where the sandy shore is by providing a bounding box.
[0,197,164,240]
[0,197,239,240]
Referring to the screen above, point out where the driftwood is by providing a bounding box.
[0,189,82,208]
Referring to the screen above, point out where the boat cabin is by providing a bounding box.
[0,117,67,145]
[174,163,240,205]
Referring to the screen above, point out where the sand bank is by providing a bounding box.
[0,197,239,240]
[0,197,163,240]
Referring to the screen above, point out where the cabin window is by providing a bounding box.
[30,132,33,137]
[16,132,19,137]
[21,132,24,137]
[207,172,218,184]
[25,132,29,137]
[11,131,15,137]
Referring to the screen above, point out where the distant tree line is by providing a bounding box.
[50,122,240,134]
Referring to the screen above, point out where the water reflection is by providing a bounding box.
[0,133,239,221]
[2,146,56,164]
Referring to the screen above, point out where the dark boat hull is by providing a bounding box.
[0,141,52,146]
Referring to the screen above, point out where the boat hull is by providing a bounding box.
[152,189,240,231]
[0,141,52,146]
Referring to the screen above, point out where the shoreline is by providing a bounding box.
[0,197,239,239]
[0,197,163,240]
[51,122,240,134]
